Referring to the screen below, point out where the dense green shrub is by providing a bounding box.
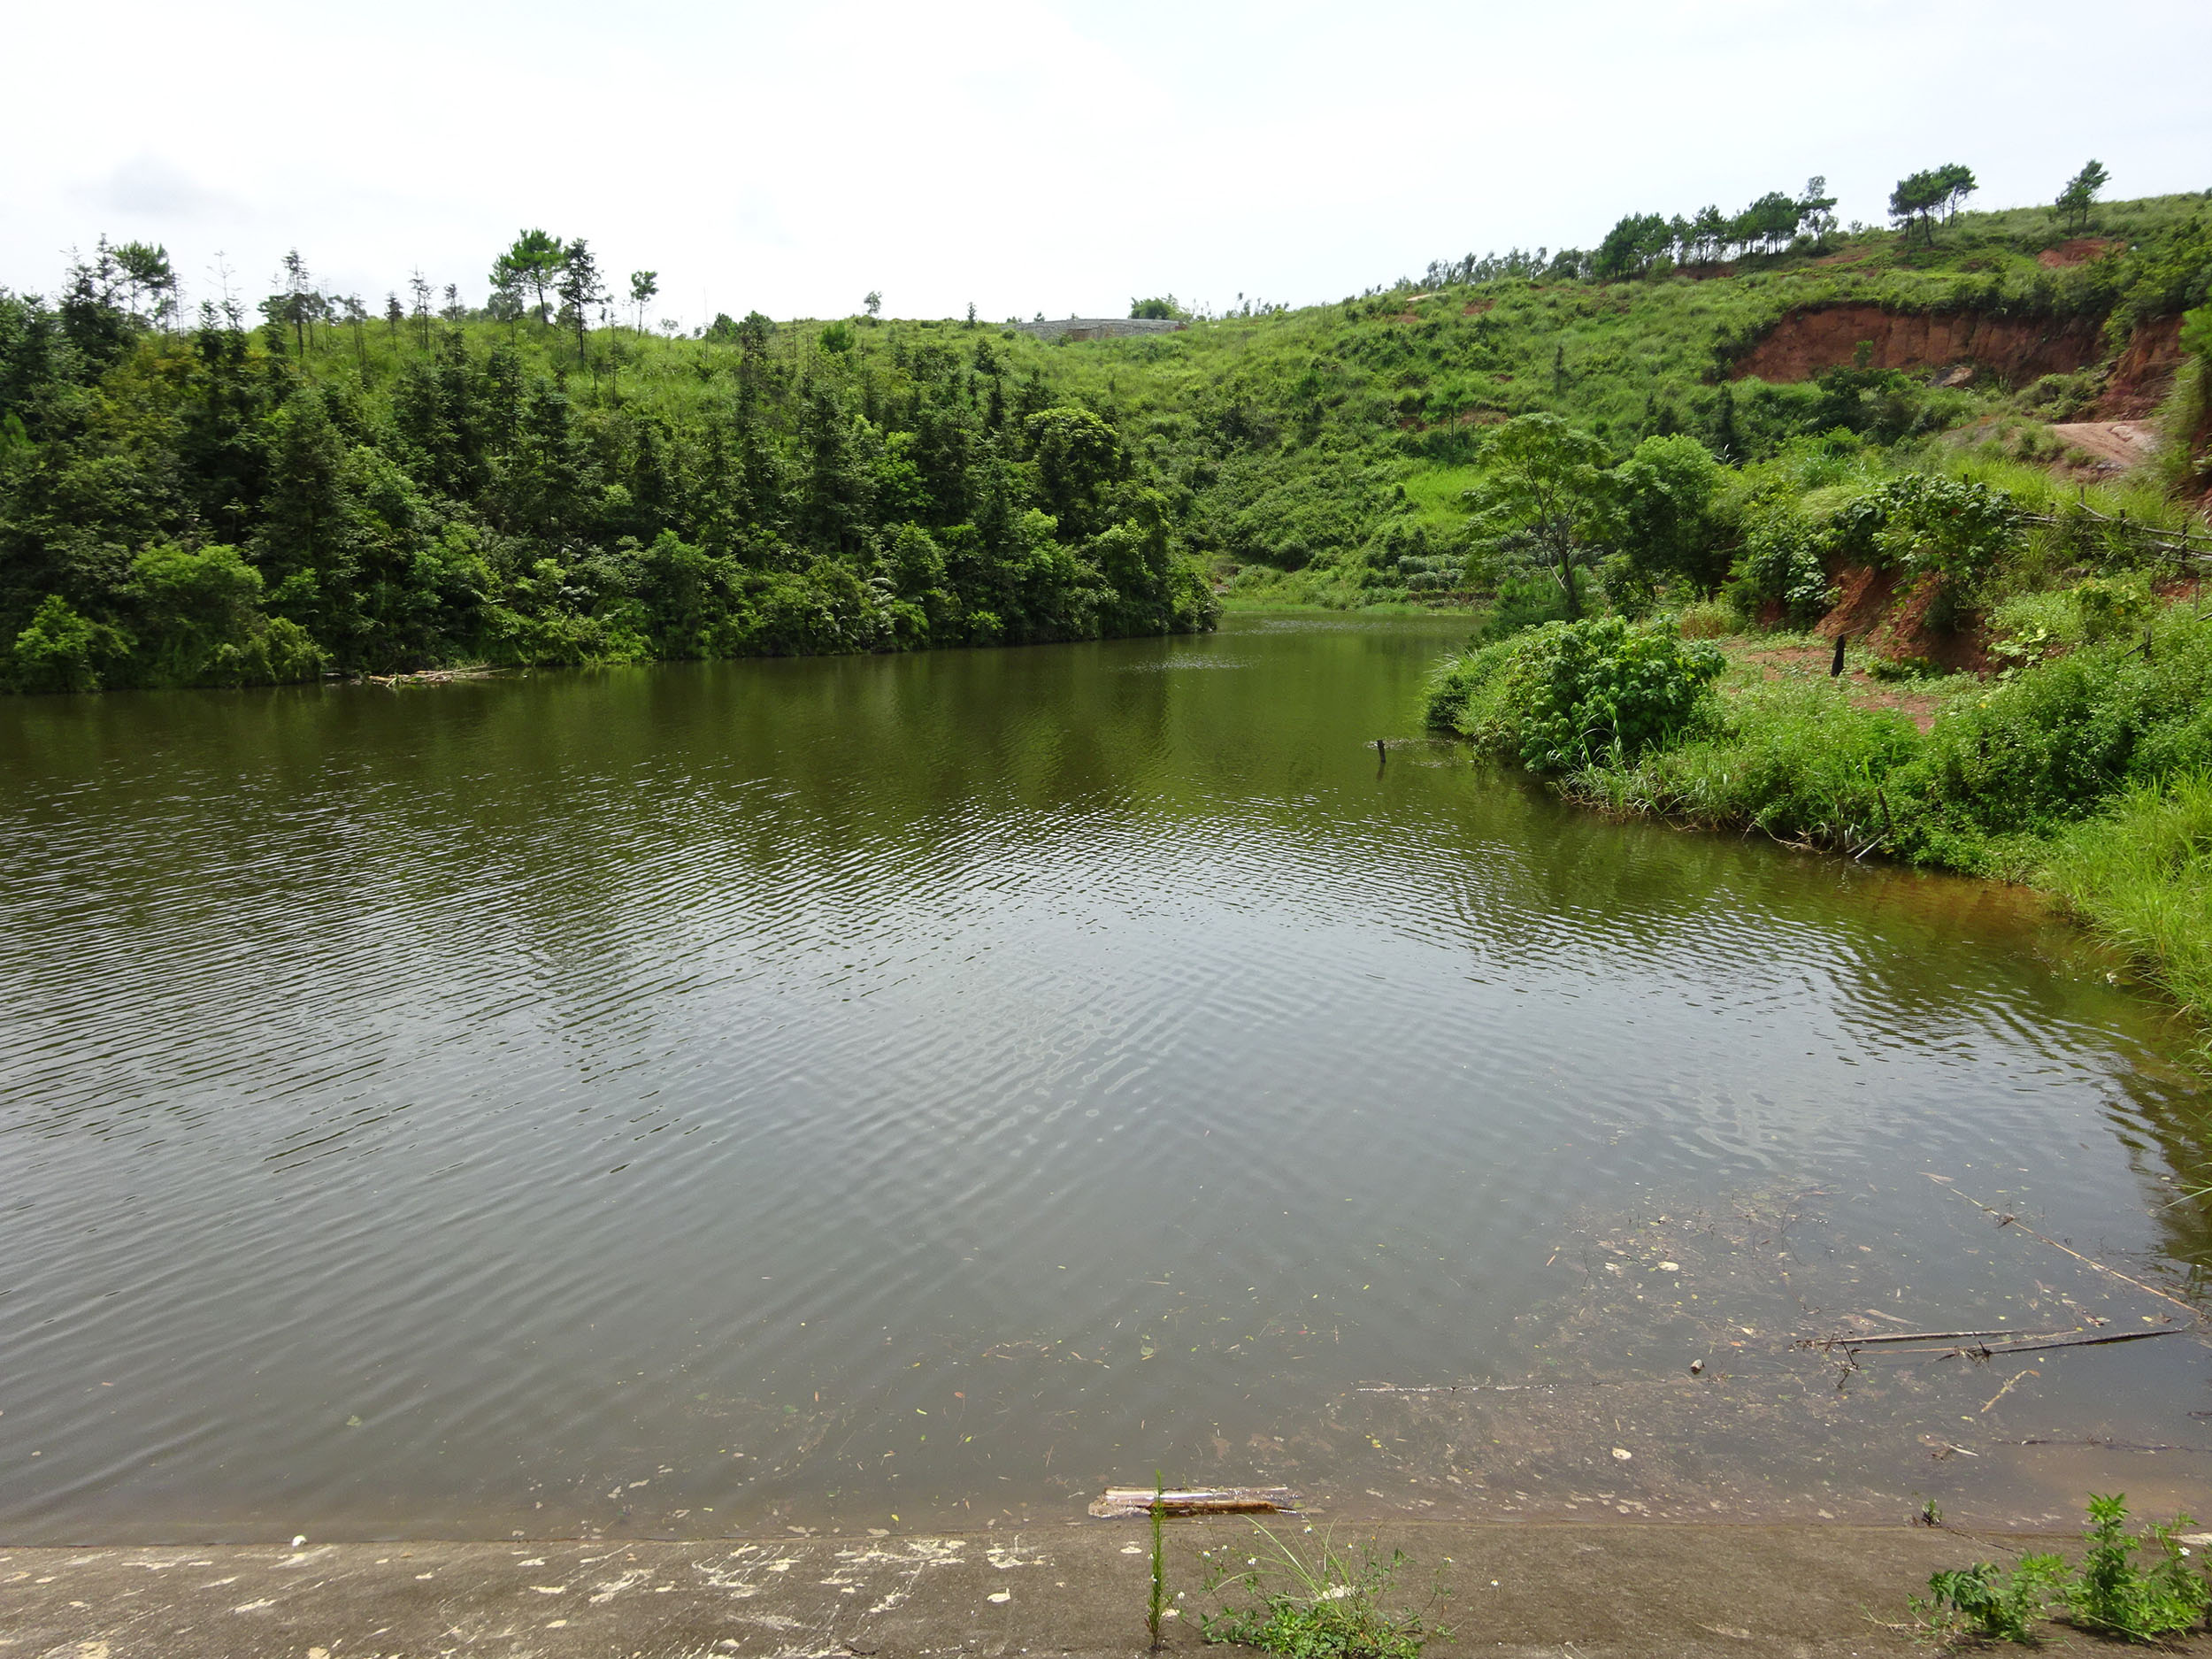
[1730,504,1833,626]
[1426,615,1724,771]
[6,595,127,692]
[1864,472,2021,580]
[128,542,326,687]
[1613,432,1734,594]
[1901,609,2212,835]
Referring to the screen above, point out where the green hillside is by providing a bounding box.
[6,188,2208,694]
[1040,189,2210,608]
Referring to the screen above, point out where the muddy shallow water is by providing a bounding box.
[1,613,2207,1543]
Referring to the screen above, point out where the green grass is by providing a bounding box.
[2044,773,2212,1026]
[1200,1525,1445,1659]
[1397,465,1480,526]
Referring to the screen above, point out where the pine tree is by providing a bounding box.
[556,240,605,376]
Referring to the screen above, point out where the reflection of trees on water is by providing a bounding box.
[4,618,2204,1234]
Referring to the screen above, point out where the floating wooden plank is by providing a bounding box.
[1088,1486,1297,1519]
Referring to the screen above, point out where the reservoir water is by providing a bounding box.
[2,613,2206,1542]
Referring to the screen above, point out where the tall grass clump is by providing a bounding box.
[2044,773,2212,1025]
[1589,680,1920,850]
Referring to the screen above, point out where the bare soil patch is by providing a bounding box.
[2099,313,2188,419]
[1724,636,1957,731]
[2050,419,2163,470]
[2038,237,2120,268]
[1731,303,2103,386]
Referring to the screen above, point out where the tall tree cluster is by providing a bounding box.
[1591,180,1839,279]
[0,238,1216,694]
[1888,165,1978,242]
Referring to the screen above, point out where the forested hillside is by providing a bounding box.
[0,250,1215,693]
[4,176,2209,692]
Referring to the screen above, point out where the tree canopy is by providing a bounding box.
[2058,160,2111,234]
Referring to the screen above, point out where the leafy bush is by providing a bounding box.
[2070,573,2156,642]
[1902,609,2212,835]
[1913,1555,2068,1644]
[1613,431,1734,594]
[1731,504,1833,626]
[1862,473,2022,582]
[2061,1494,2208,1641]
[6,595,127,693]
[128,543,326,687]
[1431,615,1724,771]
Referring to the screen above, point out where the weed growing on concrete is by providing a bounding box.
[1913,1555,2067,1643]
[1912,1494,2209,1644]
[2061,1494,2208,1641]
[1199,1524,1445,1659]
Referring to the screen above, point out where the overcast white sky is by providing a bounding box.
[7,0,2208,326]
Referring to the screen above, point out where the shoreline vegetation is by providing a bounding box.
[1418,445,2212,1045]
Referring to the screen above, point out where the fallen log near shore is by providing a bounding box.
[1087,1486,1298,1518]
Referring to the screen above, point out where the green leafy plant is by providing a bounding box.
[1494,615,1726,771]
[2060,1494,2208,1641]
[1909,1495,2209,1646]
[2070,575,2154,643]
[1912,1555,2067,1643]
[1200,1525,1445,1659]
[1883,476,2018,578]
[1732,505,1835,627]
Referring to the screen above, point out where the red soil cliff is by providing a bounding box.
[1729,303,2104,386]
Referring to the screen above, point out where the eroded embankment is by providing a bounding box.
[2101,312,2190,418]
[1730,303,2104,385]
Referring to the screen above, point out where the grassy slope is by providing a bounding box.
[1020,193,2208,611]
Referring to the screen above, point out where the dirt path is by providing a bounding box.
[2050,419,2162,470]
[1724,639,1958,731]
